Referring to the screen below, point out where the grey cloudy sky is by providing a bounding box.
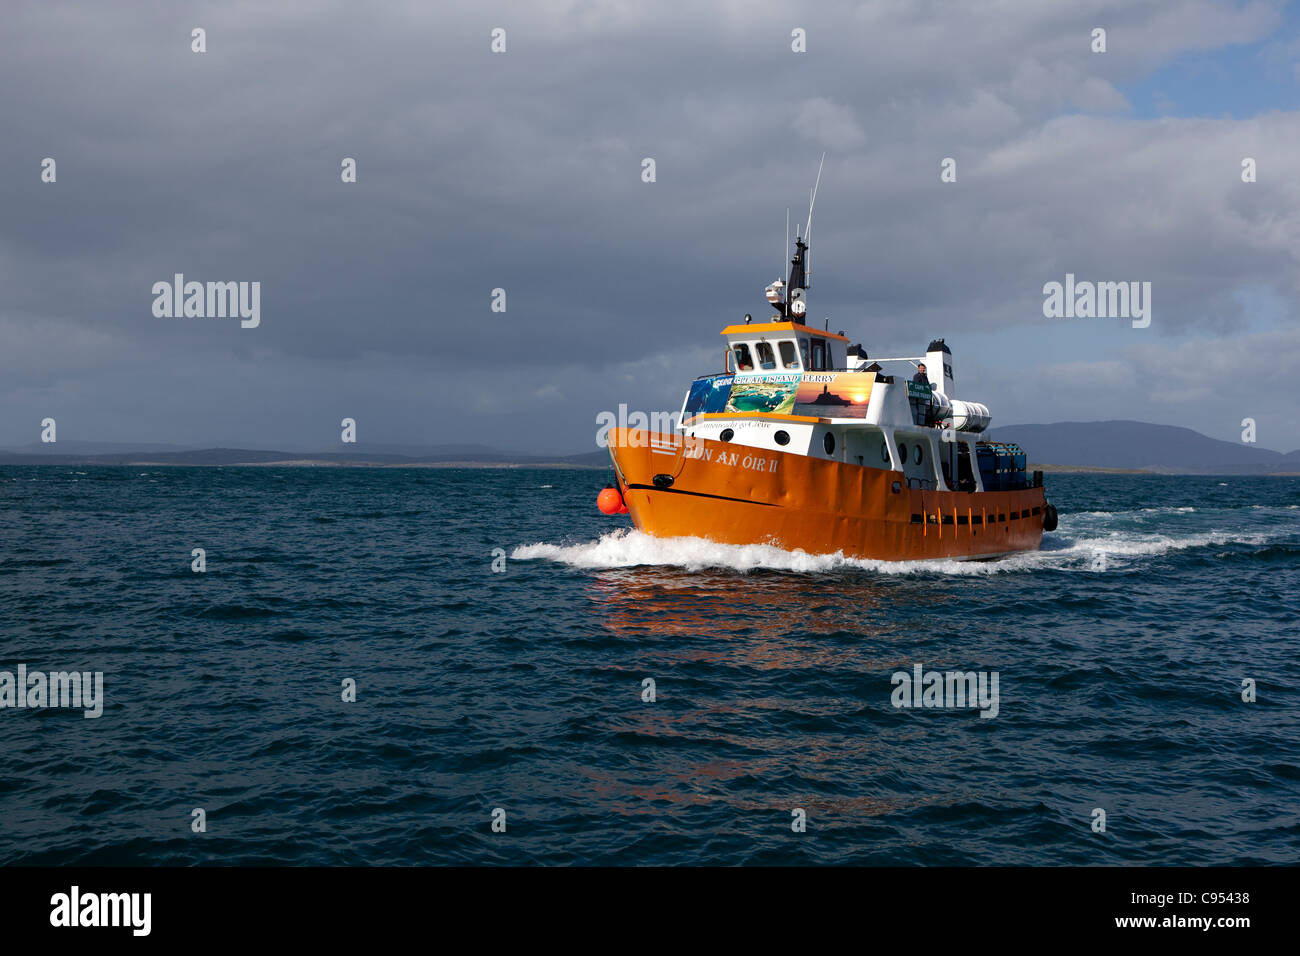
[2,0,1298,453]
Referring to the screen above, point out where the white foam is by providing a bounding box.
[1060,530,1269,557]
[1065,505,1199,518]
[512,526,1277,576]
[512,529,849,573]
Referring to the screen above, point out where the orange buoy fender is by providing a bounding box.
[597,486,624,515]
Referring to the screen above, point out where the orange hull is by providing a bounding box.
[607,428,1044,561]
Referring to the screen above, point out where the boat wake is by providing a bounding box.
[512,525,1277,576]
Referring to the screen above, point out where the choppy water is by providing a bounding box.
[0,467,1297,865]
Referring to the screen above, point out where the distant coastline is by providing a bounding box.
[0,455,609,470]
[1034,463,1298,476]
[4,458,1298,477]
[2,419,1297,475]
[200,459,610,470]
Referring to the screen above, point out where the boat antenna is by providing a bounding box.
[805,152,825,284]
[784,207,789,286]
[806,152,825,241]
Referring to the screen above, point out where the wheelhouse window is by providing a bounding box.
[810,339,826,371]
[799,338,810,369]
[779,340,799,369]
[734,344,754,371]
[756,342,777,370]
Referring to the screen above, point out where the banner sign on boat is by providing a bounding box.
[906,381,933,400]
[684,375,733,416]
[794,372,875,418]
[725,375,798,415]
[685,371,875,419]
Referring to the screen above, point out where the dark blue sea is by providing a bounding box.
[1,466,1297,865]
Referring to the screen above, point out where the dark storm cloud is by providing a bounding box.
[0,0,1296,452]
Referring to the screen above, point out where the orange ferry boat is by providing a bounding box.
[600,198,1058,562]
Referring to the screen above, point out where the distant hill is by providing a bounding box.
[2,422,1296,473]
[0,440,199,455]
[303,442,507,459]
[988,420,1300,474]
[0,443,610,468]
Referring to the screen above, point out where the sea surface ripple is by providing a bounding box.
[0,467,1297,865]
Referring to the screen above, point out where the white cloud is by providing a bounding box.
[0,0,1295,448]
[792,98,867,149]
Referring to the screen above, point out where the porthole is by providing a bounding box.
[898,442,908,463]
[823,432,835,455]
[913,444,923,465]
[720,428,734,442]
[774,430,790,446]
[881,441,891,463]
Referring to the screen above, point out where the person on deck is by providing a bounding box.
[912,363,930,385]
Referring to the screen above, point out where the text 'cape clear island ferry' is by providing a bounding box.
[600,203,1060,562]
